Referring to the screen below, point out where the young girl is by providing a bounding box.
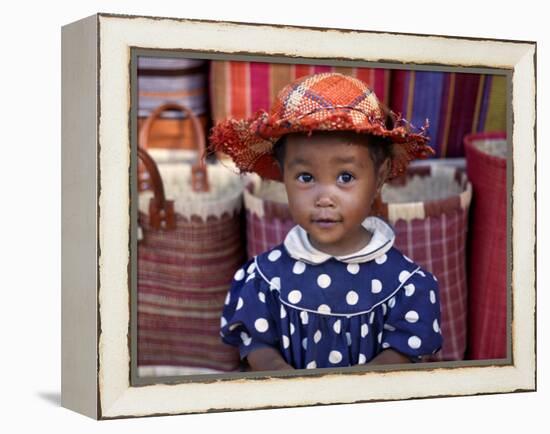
[209,72,442,371]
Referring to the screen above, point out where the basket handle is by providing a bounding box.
[137,146,176,230]
[139,102,210,192]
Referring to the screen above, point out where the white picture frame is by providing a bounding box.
[61,13,536,419]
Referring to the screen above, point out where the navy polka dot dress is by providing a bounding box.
[220,231,443,370]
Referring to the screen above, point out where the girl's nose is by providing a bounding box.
[315,190,336,208]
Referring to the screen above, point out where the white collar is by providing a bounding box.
[283,216,395,265]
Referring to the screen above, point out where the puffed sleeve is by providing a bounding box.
[220,259,281,360]
[381,268,443,360]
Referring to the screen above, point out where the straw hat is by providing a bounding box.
[209,72,433,181]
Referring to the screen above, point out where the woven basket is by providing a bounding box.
[376,164,472,361]
[137,103,245,373]
[463,132,507,360]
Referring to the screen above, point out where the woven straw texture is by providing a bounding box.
[464,132,507,360]
[137,148,246,372]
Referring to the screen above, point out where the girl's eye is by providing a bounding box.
[337,172,355,184]
[297,173,314,183]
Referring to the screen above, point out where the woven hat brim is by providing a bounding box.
[209,109,433,181]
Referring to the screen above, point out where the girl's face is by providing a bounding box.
[282,132,389,257]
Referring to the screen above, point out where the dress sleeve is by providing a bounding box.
[381,268,443,360]
[220,259,281,360]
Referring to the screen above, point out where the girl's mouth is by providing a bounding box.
[312,218,342,229]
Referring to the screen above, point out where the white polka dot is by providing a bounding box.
[333,319,342,334]
[236,297,244,310]
[382,303,387,316]
[375,254,387,264]
[234,268,245,281]
[382,342,390,349]
[399,270,411,283]
[220,317,227,327]
[404,283,415,296]
[361,323,369,337]
[246,272,256,282]
[219,331,224,338]
[346,290,359,305]
[388,297,396,308]
[224,292,231,305]
[300,311,309,325]
[282,335,290,349]
[371,279,383,294]
[430,290,436,304]
[306,361,317,369]
[347,263,360,274]
[270,277,281,291]
[408,336,422,349]
[403,255,413,263]
[255,318,269,333]
[317,274,331,288]
[258,291,266,303]
[317,304,332,314]
[329,350,343,364]
[280,304,287,319]
[247,262,256,274]
[377,332,383,344]
[290,323,295,335]
[433,319,440,333]
[405,310,419,323]
[358,354,367,364]
[268,249,282,262]
[240,332,251,346]
[302,337,308,350]
[314,330,322,343]
[383,323,396,332]
[369,311,375,324]
[433,274,438,281]
[346,332,352,346]
[292,261,306,274]
[288,290,302,304]
[228,323,240,331]
[418,270,426,277]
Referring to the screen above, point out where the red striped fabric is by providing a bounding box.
[209,61,391,123]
